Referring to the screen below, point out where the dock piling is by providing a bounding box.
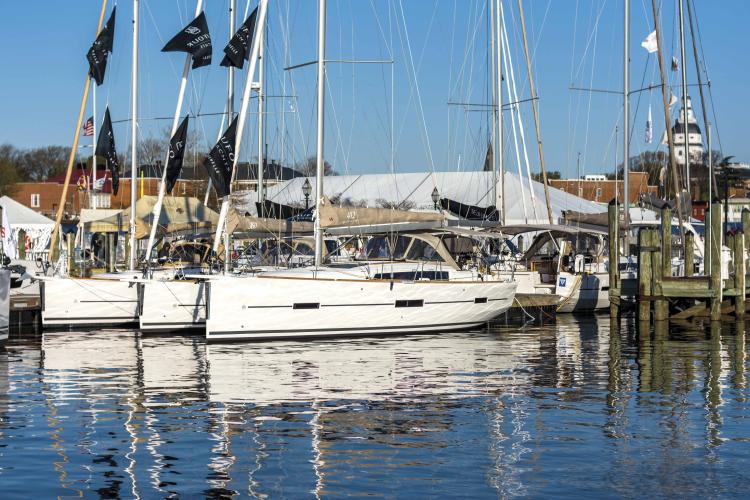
[608,200,621,317]
[638,229,654,322]
[709,202,723,321]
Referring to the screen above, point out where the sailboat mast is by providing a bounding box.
[129,0,139,270]
[212,0,269,253]
[678,0,690,194]
[494,0,504,224]
[143,0,204,265]
[257,19,265,208]
[228,0,236,120]
[623,0,630,234]
[92,84,97,209]
[314,0,326,268]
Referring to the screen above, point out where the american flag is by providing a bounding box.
[82,116,94,136]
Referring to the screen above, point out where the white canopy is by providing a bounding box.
[0,195,54,259]
[233,171,600,225]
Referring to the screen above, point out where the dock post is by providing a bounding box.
[653,228,668,321]
[65,232,74,276]
[709,202,723,321]
[608,200,620,317]
[661,206,672,277]
[735,230,746,316]
[18,229,26,259]
[685,231,694,277]
[638,229,653,322]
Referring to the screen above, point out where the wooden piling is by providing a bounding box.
[743,208,750,262]
[608,200,620,317]
[735,230,746,317]
[65,232,74,276]
[18,229,26,259]
[653,228,668,321]
[685,231,694,277]
[106,233,116,273]
[709,202,722,321]
[638,229,654,322]
[661,206,672,277]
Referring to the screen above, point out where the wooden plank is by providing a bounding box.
[671,302,708,319]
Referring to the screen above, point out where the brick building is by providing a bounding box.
[549,172,656,204]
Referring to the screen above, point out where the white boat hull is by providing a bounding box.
[139,279,206,331]
[206,273,517,341]
[555,271,610,313]
[41,276,140,327]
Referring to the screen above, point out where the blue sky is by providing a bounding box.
[0,0,747,179]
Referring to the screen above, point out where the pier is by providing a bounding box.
[608,199,747,323]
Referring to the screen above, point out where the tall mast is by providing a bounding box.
[314,0,326,267]
[257,18,265,209]
[228,0,236,121]
[494,0,504,224]
[129,0,139,270]
[623,0,630,235]
[143,0,204,264]
[212,0,269,253]
[48,0,108,263]
[518,0,553,224]
[92,84,98,209]
[490,0,497,209]
[678,0,690,195]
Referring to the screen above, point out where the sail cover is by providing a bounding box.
[318,197,444,229]
[439,198,499,221]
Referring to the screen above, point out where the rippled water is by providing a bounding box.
[1,316,749,498]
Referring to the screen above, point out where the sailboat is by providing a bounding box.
[41,3,142,328]
[204,0,517,341]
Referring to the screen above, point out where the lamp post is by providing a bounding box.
[302,178,312,210]
[431,187,440,211]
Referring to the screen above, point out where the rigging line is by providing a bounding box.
[571,1,609,83]
[580,0,606,183]
[394,0,437,174]
[689,0,722,155]
[566,0,580,174]
[457,0,480,176]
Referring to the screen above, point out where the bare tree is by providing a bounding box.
[376,198,415,210]
[295,156,337,176]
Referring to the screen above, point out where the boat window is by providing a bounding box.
[170,244,206,264]
[324,240,340,256]
[295,243,314,256]
[365,235,411,259]
[406,239,444,262]
[391,236,410,259]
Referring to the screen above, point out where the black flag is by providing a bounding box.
[162,11,212,69]
[220,7,258,68]
[96,107,121,195]
[165,116,190,194]
[87,7,117,85]
[202,117,237,197]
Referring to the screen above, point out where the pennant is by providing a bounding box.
[669,92,678,107]
[671,56,679,71]
[162,12,212,69]
[203,117,237,197]
[641,30,658,53]
[86,7,117,85]
[645,105,653,144]
[165,116,190,194]
[221,7,258,68]
[95,107,121,195]
[660,129,668,145]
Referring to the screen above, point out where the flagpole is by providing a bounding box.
[129,0,139,271]
[212,0,269,254]
[144,0,205,266]
[48,0,108,264]
[92,84,98,209]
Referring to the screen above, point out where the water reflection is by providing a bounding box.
[0,316,749,497]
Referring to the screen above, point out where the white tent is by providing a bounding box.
[0,195,54,259]
[233,171,601,224]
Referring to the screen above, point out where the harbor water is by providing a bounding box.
[1,316,749,497]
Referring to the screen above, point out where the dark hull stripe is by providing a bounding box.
[78,300,139,304]
[207,320,487,337]
[242,299,509,309]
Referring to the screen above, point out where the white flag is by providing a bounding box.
[641,31,658,53]
[1,205,17,260]
[94,177,106,190]
[671,56,679,71]
[660,129,669,145]
[669,92,678,107]
[645,105,653,144]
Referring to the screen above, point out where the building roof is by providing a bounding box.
[0,195,54,227]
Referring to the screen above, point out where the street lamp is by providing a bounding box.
[302,178,312,210]
[431,187,440,211]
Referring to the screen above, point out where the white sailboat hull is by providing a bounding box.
[139,279,206,331]
[555,271,610,313]
[206,273,517,341]
[41,276,140,327]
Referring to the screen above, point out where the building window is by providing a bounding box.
[595,187,602,198]
[99,194,111,209]
[578,187,583,197]
[30,194,40,208]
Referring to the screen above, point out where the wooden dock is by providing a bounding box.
[609,200,746,323]
[9,293,42,339]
